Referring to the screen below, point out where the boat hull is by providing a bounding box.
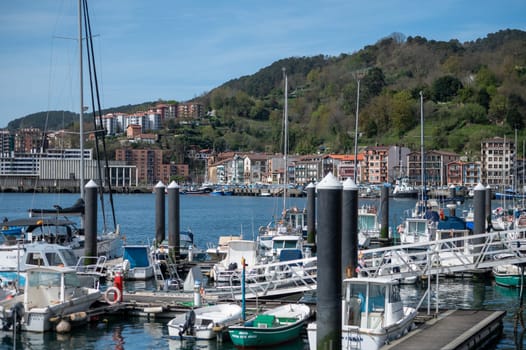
[307,307,416,350]
[228,303,311,348]
[167,304,242,340]
[229,320,305,348]
[494,273,525,288]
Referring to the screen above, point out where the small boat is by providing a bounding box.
[118,245,155,281]
[307,276,417,350]
[0,241,92,288]
[391,177,419,198]
[228,303,312,348]
[0,266,101,332]
[206,235,242,262]
[167,303,242,340]
[492,253,526,288]
[154,230,208,263]
[357,205,380,248]
[210,240,259,283]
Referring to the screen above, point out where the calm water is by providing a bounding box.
[0,193,524,349]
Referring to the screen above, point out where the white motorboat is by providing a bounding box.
[210,240,260,283]
[307,276,417,350]
[0,266,101,332]
[167,303,242,340]
[0,240,84,288]
[118,245,155,281]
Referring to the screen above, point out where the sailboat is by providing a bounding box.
[257,69,307,258]
[25,0,123,260]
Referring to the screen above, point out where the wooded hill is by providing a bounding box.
[8,29,526,159]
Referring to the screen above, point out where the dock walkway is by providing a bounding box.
[384,309,506,350]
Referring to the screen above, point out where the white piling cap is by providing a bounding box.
[343,178,358,190]
[316,172,342,190]
[168,181,179,189]
[154,181,165,188]
[474,183,486,191]
[85,179,98,188]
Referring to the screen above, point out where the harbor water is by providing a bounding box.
[0,193,524,349]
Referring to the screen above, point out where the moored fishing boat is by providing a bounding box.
[307,277,417,350]
[228,303,311,348]
[0,266,101,332]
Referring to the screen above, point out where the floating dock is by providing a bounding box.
[384,309,506,350]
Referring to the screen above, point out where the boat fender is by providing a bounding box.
[104,286,122,305]
[212,324,223,332]
[56,319,71,333]
[122,259,130,273]
[69,311,87,322]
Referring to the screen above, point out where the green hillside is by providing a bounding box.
[8,29,526,159]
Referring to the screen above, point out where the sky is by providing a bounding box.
[0,0,525,128]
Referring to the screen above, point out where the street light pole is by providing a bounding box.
[353,76,361,183]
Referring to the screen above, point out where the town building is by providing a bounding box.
[481,137,515,190]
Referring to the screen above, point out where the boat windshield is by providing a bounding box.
[358,215,377,231]
[57,249,79,266]
[348,283,386,312]
[407,220,427,235]
[64,271,81,288]
[28,271,61,288]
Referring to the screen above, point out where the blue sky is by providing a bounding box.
[0,0,525,128]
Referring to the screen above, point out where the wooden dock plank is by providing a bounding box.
[384,310,505,350]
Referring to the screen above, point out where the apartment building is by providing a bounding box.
[115,148,188,185]
[407,150,460,187]
[481,137,515,189]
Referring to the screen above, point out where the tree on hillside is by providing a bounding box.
[431,76,463,102]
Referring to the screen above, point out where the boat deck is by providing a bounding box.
[384,309,506,350]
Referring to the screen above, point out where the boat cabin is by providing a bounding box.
[343,277,404,329]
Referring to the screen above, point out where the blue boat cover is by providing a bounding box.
[123,246,150,268]
[437,216,467,230]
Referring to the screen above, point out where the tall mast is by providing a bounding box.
[354,78,360,182]
[282,67,288,211]
[420,91,425,206]
[78,0,85,199]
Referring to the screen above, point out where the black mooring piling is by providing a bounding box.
[84,179,98,259]
[380,184,390,241]
[473,183,486,254]
[342,178,359,279]
[167,181,180,258]
[306,182,316,246]
[155,181,166,245]
[316,173,342,350]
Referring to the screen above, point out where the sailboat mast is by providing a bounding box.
[283,68,288,210]
[78,0,85,200]
[354,78,360,182]
[420,91,425,205]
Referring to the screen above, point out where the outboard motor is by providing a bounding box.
[2,302,24,331]
[179,309,196,340]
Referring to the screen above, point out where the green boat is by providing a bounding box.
[228,303,312,348]
[493,253,526,288]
